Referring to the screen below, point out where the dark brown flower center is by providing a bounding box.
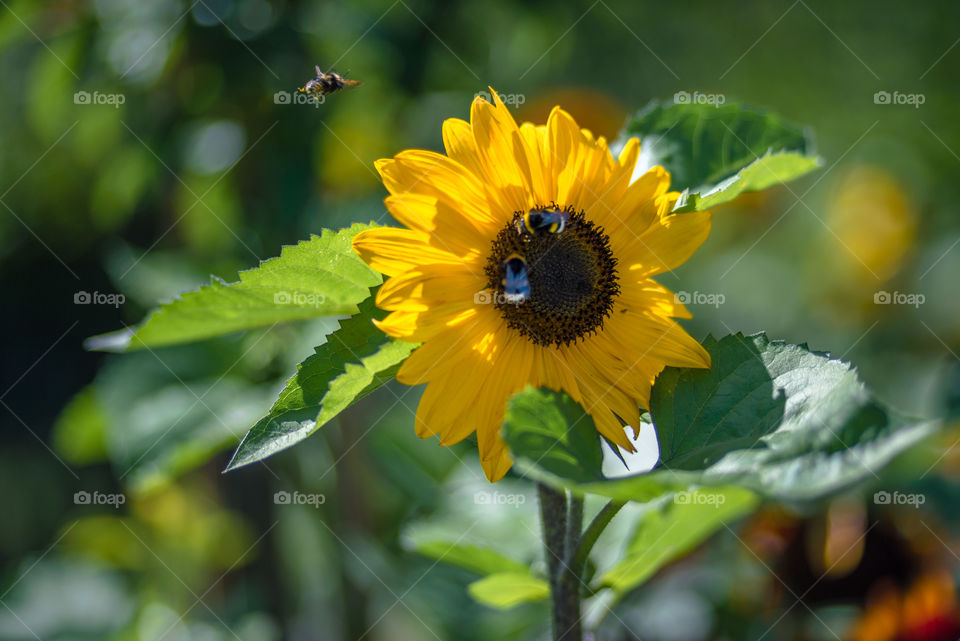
[484,206,619,347]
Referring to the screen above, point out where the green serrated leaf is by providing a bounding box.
[467,572,550,610]
[673,151,822,212]
[619,99,818,195]
[509,333,942,505]
[86,223,382,351]
[620,334,940,503]
[412,541,529,576]
[503,387,604,485]
[652,333,796,471]
[225,295,417,471]
[600,487,757,594]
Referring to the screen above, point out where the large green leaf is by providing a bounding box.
[648,333,941,501]
[467,572,550,610]
[652,333,793,471]
[672,152,822,212]
[86,223,381,351]
[600,487,757,594]
[225,296,417,470]
[502,387,605,485]
[506,334,942,505]
[619,100,820,210]
[412,541,530,576]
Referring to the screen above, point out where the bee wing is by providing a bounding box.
[314,65,323,76]
[341,78,363,88]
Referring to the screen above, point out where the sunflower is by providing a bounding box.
[353,89,712,482]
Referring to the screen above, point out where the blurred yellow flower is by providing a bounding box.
[827,165,916,281]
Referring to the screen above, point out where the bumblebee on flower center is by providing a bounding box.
[483,205,620,347]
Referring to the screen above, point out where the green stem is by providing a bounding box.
[564,492,584,567]
[538,484,583,641]
[571,499,626,578]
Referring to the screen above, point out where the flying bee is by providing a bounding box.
[298,66,362,99]
[520,208,568,235]
[502,253,530,304]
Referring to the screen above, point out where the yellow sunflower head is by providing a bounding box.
[353,88,712,482]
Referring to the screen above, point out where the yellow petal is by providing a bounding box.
[442,117,485,178]
[375,303,478,342]
[353,227,477,276]
[384,193,495,254]
[376,263,486,311]
[623,210,712,278]
[619,279,693,319]
[396,307,502,384]
[377,150,495,226]
[481,446,513,483]
[470,94,529,213]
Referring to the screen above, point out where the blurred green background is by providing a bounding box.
[2,0,959,639]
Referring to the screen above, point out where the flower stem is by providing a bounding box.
[537,483,583,641]
[571,499,626,577]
